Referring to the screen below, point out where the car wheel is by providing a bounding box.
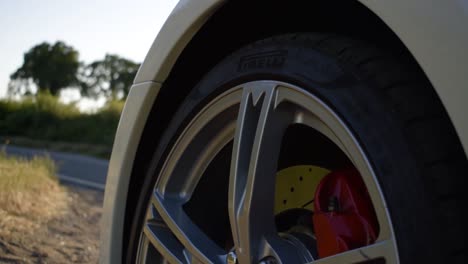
[128,34,467,263]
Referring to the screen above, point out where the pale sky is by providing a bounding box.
[0,0,179,98]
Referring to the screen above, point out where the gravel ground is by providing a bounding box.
[0,186,103,264]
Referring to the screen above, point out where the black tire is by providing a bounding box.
[127,34,468,263]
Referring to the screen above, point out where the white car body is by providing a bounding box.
[100,0,468,263]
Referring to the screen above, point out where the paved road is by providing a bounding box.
[2,145,108,190]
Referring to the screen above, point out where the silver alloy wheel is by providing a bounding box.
[136,81,399,264]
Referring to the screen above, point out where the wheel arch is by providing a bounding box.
[136,0,468,154]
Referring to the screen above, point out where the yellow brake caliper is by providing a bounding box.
[274,165,330,214]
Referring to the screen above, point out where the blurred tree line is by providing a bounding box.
[0,92,124,158]
[8,41,140,99]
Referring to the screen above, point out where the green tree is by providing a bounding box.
[81,54,139,99]
[9,41,80,96]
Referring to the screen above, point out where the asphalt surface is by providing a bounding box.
[2,145,108,190]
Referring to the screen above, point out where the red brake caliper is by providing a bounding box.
[313,168,379,258]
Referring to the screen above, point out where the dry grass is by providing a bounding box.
[0,151,68,236]
[0,151,101,263]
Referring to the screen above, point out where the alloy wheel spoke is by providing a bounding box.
[151,192,226,263]
[137,81,399,264]
[311,239,397,264]
[229,82,306,263]
[143,217,188,264]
